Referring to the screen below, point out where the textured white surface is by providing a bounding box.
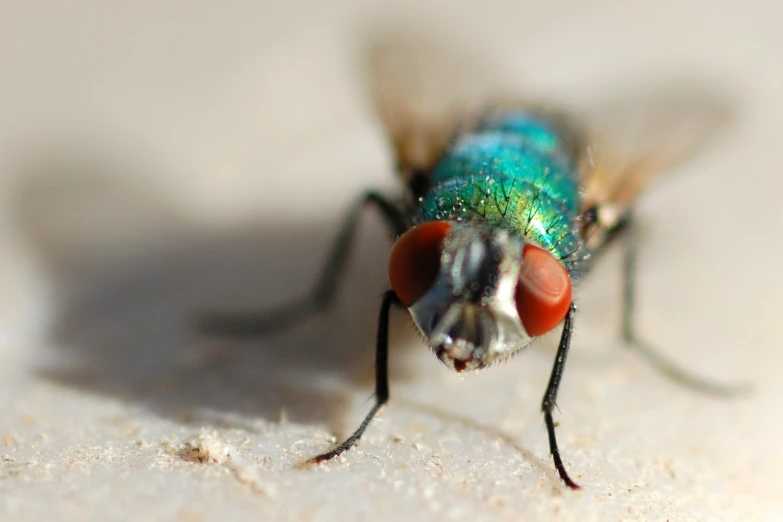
[1,1,782,521]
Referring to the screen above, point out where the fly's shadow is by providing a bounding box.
[10,148,420,434]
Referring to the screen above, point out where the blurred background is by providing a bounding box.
[1,1,781,521]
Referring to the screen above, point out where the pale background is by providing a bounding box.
[1,1,781,521]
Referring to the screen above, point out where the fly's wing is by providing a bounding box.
[577,85,734,248]
[366,31,518,182]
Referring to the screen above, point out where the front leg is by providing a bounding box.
[541,302,580,490]
[308,289,402,463]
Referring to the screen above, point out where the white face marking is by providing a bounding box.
[407,223,532,372]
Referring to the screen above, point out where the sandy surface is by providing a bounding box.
[1,1,782,521]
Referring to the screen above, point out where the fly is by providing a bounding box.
[200,32,747,489]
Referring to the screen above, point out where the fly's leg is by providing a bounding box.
[307,289,401,463]
[542,303,580,490]
[199,191,407,338]
[588,209,749,397]
[618,212,750,396]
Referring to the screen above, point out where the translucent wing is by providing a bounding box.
[365,30,518,181]
[366,30,733,234]
[578,85,734,237]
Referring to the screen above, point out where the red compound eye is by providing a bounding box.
[515,243,572,337]
[388,221,452,307]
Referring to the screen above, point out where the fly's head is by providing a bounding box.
[389,221,572,372]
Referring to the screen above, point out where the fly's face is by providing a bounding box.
[389,222,572,372]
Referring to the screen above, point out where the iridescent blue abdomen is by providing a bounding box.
[416,111,588,275]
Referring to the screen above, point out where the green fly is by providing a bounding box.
[202,33,743,489]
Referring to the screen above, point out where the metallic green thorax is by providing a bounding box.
[415,111,589,277]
